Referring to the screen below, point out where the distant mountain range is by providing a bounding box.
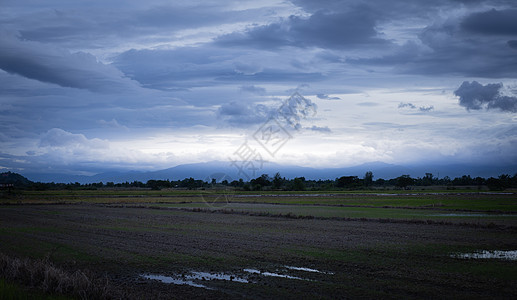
[21,161,517,184]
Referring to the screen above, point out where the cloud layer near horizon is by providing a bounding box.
[0,0,516,177]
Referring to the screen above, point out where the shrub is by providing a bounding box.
[0,253,115,299]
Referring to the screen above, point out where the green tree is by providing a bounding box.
[293,177,306,191]
[396,175,415,189]
[422,173,433,186]
[364,171,373,187]
[250,174,271,191]
[336,176,359,188]
[272,172,284,190]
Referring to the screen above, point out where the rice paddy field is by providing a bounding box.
[0,189,516,299]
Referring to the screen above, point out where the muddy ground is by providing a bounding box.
[1,203,516,299]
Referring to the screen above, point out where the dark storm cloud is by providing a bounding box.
[0,33,138,92]
[417,17,517,77]
[114,47,325,90]
[113,47,230,89]
[344,4,517,78]
[109,2,517,89]
[277,92,318,130]
[217,101,274,126]
[292,0,516,16]
[507,40,517,49]
[216,6,390,49]
[10,4,269,49]
[461,9,517,35]
[454,81,517,112]
[217,92,318,129]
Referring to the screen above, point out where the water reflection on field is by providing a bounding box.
[141,271,249,289]
[451,250,517,260]
[141,265,330,288]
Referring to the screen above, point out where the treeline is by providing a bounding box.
[239,172,517,191]
[2,171,516,192]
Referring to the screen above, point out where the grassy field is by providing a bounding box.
[150,202,517,226]
[3,189,517,210]
[0,189,516,299]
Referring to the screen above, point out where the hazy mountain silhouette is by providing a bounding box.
[22,161,517,184]
[0,171,32,187]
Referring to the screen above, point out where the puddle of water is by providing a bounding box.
[234,194,335,198]
[189,271,248,283]
[244,268,306,280]
[284,265,334,274]
[429,213,515,217]
[143,267,329,287]
[142,274,208,289]
[480,192,513,195]
[141,271,249,289]
[451,250,517,260]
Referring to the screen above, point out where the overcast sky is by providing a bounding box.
[1,0,516,176]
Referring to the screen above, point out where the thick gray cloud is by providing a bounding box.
[216,6,390,49]
[113,46,326,91]
[217,101,274,126]
[0,33,138,92]
[217,92,318,130]
[454,81,517,112]
[348,6,517,78]
[277,92,317,130]
[4,2,275,52]
[461,9,517,35]
[113,47,231,89]
[292,0,516,17]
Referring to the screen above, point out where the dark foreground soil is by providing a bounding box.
[1,204,516,299]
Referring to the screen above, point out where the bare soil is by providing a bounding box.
[0,203,516,299]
